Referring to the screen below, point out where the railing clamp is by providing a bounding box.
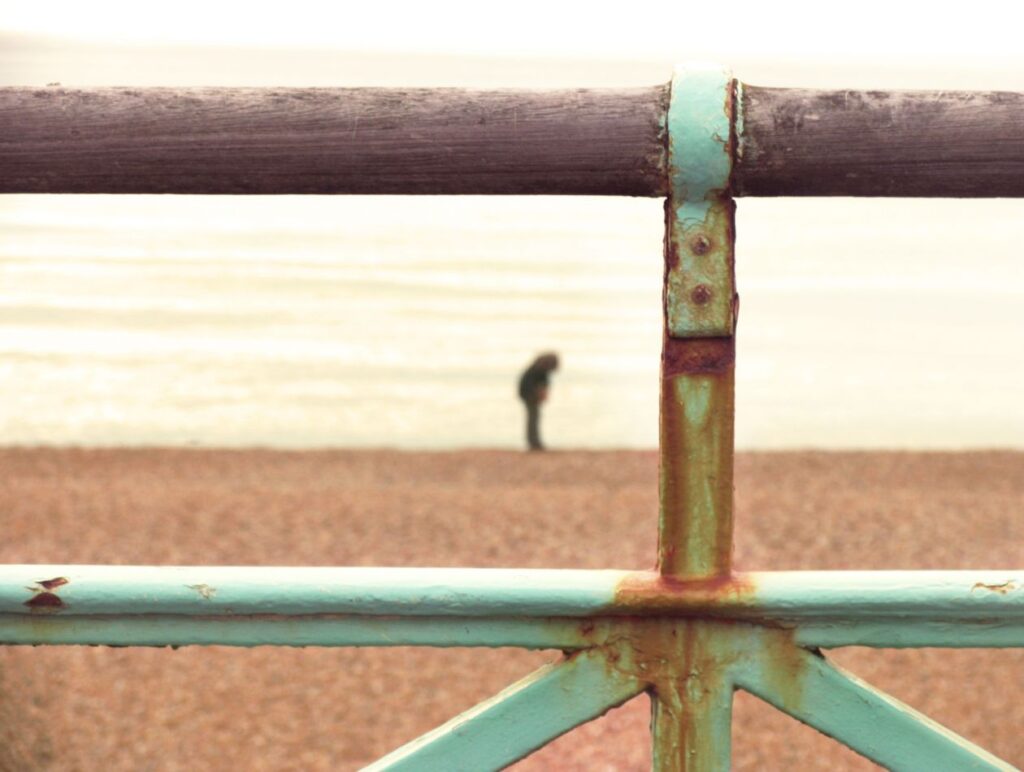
[665,64,738,339]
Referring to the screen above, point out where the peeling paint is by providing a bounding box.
[187,583,217,600]
[971,580,1018,595]
[24,576,69,612]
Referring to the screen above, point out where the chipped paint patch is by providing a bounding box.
[971,580,1018,595]
[187,583,217,600]
[24,576,70,612]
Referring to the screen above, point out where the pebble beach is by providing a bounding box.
[1,448,1022,770]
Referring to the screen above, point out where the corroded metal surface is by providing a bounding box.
[658,352,736,579]
[658,66,738,584]
[664,65,737,340]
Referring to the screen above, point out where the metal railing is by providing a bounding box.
[2,64,1023,770]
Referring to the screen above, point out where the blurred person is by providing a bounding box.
[518,352,559,451]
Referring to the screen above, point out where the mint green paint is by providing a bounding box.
[0,614,606,650]
[733,637,1015,771]
[793,620,1024,649]
[5,567,1024,636]
[680,374,713,426]
[739,570,1024,621]
[3,614,1022,651]
[665,64,735,338]
[667,65,732,204]
[1,565,622,616]
[367,649,644,771]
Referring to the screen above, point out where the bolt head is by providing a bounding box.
[691,285,713,305]
[690,234,712,256]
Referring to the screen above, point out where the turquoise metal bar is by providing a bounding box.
[794,620,1024,649]
[1,565,623,616]
[3,612,1023,650]
[5,566,1021,621]
[365,648,645,771]
[734,644,1016,771]
[0,614,603,650]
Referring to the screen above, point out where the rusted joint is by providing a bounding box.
[614,571,757,615]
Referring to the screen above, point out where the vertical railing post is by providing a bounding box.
[653,64,739,771]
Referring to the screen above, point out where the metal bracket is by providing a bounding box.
[665,65,737,338]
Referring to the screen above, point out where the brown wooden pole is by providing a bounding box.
[2,83,1024,197]
[0,86,669,196]
[736,86,1024,198]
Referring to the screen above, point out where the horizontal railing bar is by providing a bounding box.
[792,620,1024,649]
[2,84,1023,197]
[0,614,599,650]
[4,566,1022,620]
[0,86,668,196]
[738,86,1024,198]
[3,613,1021,650]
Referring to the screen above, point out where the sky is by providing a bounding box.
[3,0,1024,88]
[3,0,1024,62]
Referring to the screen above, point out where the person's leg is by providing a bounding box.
[526,401,543,450]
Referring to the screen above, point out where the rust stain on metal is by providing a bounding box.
[753,626,815,716]
[663,202,681,271]
[657,361,736,578]
[689,234,712,256]
[661,336,734,379]
[662,149,738,340]
[971,580,1018,595]
[564,613,816,769]
[690,284,713,305]
[24,577,70,612]
[612,571,757,615]
[658,621,734,766]
[24,592,65,610]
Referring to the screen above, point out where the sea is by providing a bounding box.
[2,194,1022,450]
[2,39,1022,449]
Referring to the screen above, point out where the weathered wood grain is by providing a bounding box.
[737,86,1024,197]
[0,86,669,195]
[2,84,1023,197]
